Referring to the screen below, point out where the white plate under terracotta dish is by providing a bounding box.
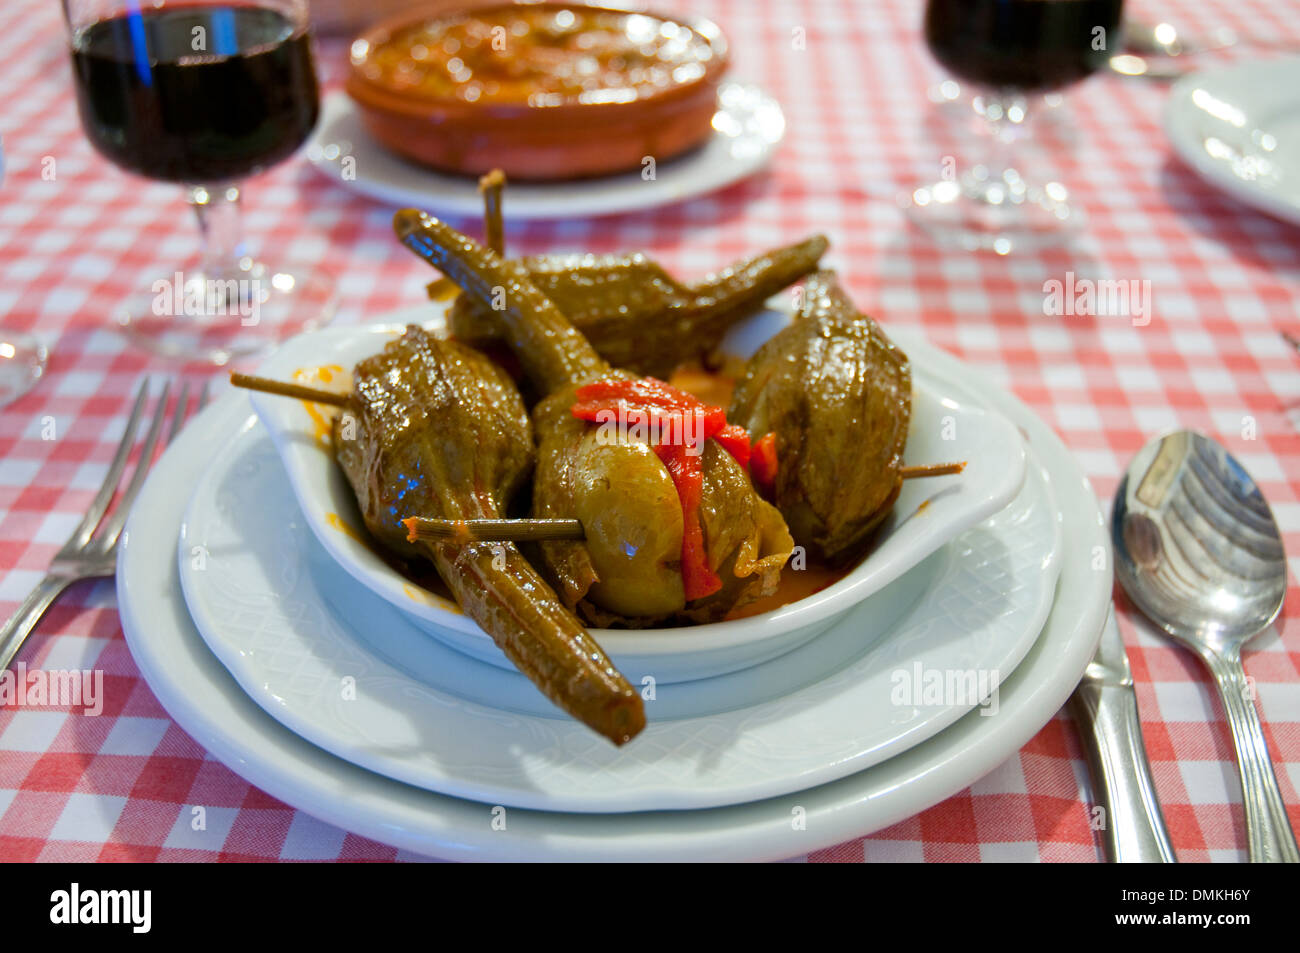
[117,332,1109,860]
[306,83,784,220]
[176,396,1059,812]
[247,304,1027,685]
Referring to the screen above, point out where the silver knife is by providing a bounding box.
[1068,606,1177,863]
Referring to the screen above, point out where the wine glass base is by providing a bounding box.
[117,260,337,365]
[929,80,1069,128]
[903,171,1083,254]
[0,333,48,408]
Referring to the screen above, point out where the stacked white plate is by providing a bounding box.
[1165,57,1300,227]
[307,84,787,220]
[117,303,1111,861]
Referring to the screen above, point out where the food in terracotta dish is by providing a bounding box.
[347,2,730,179]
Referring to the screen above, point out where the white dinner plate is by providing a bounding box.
[117,332,1110,860]
[304,84,785,219]
[247,305,1027,684]
[1165,57,1300,226]
[176,397,1059,813]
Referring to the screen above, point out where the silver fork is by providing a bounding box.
[0,378,207,672]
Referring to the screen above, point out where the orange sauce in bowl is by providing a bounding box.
[293,364,350,448]
[725,560,847,621]
[354,5,719,107]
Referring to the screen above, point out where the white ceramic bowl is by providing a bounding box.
[247,303,1026,682]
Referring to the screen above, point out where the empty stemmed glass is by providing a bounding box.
[907,0,1125,253]
[0,135,49,407]
[63,0,335,364]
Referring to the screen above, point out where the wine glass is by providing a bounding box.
[0,134,49,407]
[63,0,336,364]
[907,0,1125,253]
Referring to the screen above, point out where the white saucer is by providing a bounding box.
[176,402,1060,813]
[1166,57,1300,226]
[305,83,785,219]
[118,332,1109,860]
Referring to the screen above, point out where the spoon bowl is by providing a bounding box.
[1114,430,1286,652]
[1112,429,1298,862]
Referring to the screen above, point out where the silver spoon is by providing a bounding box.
[1108,18,1235,81]
[1113,430,1299,862]
[1110,19,1300,80]
[1122,19,1241,59]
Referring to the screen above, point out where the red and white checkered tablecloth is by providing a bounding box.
[1,0,1297,863]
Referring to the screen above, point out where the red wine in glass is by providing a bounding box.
[62,1,335,363]
[909,0,1125,253]
[925,0,1123,92]
[71,5,319,183]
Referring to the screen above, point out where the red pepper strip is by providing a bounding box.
[570,398,630,423]
[653,441,722,601]
[572,377,728,440]
[750,432,778,499]
[574,376,702,411]
[713,424,751,470]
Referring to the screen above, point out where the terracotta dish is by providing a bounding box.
[346,2,730,180]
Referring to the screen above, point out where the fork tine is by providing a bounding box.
[166,381,190,446]
[62,378,150,552]
[91,381,171,554]
[197,379,210,411]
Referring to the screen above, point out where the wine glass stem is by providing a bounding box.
[190,184,246,282]
[975,92,1031,179]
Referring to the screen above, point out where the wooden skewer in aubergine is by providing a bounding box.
[426,170,506,301]
[403,516,586,543]
[229,372,349,407]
